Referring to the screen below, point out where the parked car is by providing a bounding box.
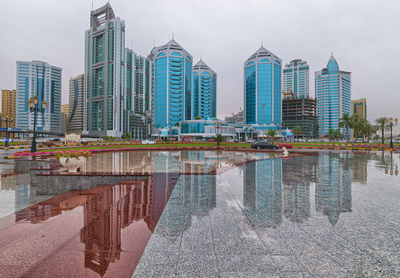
[247,139,256,143]
[141,139,156,145]
[251,142,278,150]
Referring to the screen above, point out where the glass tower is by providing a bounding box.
[192,60,217,119]
[16,60,62,132]
[68,74,84,133]
[315,54,351,139]
[244,46,282,129]
[149,39,193,128]
[283,59,309,99]
[83,3,125,137]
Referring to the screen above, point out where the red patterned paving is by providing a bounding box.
[0,173,180,278]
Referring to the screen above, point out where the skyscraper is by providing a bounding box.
[244,46,282,130]
[192,60,217,119]
[16,60,61,132]
[149,39,193,128]
[124,49,152,137]
[68,74,84,133]
[283,59,309,99]
[1,89,16,128]
[83,3,125,137]
[315,54,351,138]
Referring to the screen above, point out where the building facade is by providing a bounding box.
[149,39,193,129]
[1,89,16,128]
[283,59,310,99]
[351,98,367,120]
[315,54,351,138]
[244,46,282,130]
[61,104,69,133]
[192,60,217,119]
[124,49,151,138]
[282,98,318,138]
[68,74,84,133]
[16,60,62,132]
[83,3,125,137]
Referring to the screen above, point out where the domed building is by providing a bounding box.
[149,39,193,129]
[243,46,282,131]
[315,53,352,139]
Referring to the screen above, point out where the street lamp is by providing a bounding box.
[386,117,398,148]
[28,95,47,153]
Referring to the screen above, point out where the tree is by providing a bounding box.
[214,134,224,146]
[121,133,132,140]
[267,129,276,142]
[339,113,353,142]
[327,128,337,142]
[327,128,342,142]
[293,126,304,138]
[195,116,202,120]
[375,117,388,144]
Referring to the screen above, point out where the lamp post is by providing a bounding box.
[386,117,398,148]
[28,95,47,153]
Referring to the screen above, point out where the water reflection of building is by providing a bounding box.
[351,153,369,184]
[243,158,282,228]
[15,172,177,276]
[156,152,217,237]
[315,153,352,227]
[282,157,312,223]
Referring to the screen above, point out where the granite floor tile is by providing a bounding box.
[216,254,258,273]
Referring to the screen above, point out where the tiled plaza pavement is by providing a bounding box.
[134,155,400,278]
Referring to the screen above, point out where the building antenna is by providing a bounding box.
[172,32,174,40]
[91,0,94,10]
[261,40,263,47]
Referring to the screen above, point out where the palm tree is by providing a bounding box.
[339,113,353,142]
[267,129,276,142]
[293,126,304,138]
[375,117,388,144]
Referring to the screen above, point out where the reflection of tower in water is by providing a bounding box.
[156,151,217,237]
[316,153,352,227]
[282,156,312,223]
[243,158,282,228]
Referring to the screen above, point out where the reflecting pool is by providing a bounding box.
[0,151,399,277]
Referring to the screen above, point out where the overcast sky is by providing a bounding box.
[1,0,399,124]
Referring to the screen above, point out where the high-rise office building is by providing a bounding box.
[1,89,16,128]
[68,74,84,133]
[124,49,152,138]
[16,60,62,132]
[83,3,125,137]
[192,60,217,119]
[244,46,282,129]
[315,54,351,138]
[351,98,367,120]
[283,59,309,99]
[149,39,193,128]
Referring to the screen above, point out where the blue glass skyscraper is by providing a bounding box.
[192,60,217,119]
[149,39,192,128]
[16,60,62,132]
[244,46,282,130]
[315,54,351,138]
